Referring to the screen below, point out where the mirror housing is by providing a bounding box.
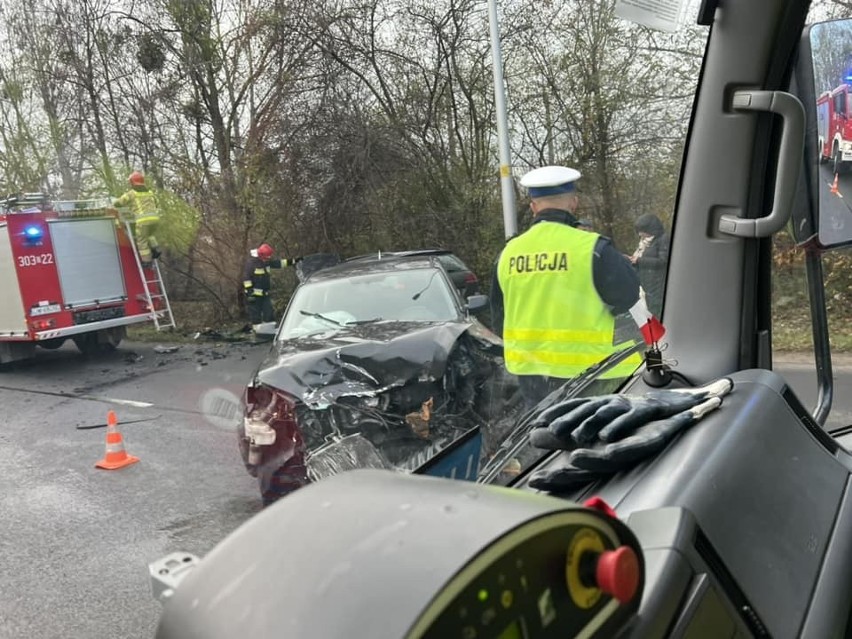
[793,19,852,249]
[466,294,488,313]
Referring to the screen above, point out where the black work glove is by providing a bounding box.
[527,378,733,491]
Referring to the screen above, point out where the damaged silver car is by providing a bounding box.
[238,254,521,505]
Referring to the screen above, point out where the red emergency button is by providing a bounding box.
[595,546,640,604]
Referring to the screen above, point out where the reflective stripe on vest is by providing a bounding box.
[253,267,269,276]
[497,221,640,379]
[127,189,159,222]
[503,342,642,377]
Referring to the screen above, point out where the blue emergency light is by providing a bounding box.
[24,225,43,239]
[22,224,45,246]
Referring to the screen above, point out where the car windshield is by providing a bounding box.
[0,0,730,634]
[278,267,460,338]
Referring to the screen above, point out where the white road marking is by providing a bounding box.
[828,180,844,198]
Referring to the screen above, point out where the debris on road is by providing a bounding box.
[76,415,160,430]
[192,326,255,343]
[154,345,180,354]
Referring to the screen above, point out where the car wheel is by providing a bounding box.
[73,327,125,355]
[73,333,101,355]
[260,458,308,506]
[38,337,67,350]
[100,327,124,350]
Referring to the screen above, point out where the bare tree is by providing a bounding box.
[504,0,704,243]
[0,0,710,323]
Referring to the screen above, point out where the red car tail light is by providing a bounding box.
[243,383,299,465]
[463,272,478,284]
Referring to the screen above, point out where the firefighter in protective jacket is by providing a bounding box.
[244,243,301,329]
[113,170,160,266]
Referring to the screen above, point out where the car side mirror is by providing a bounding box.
[466,294,488,313]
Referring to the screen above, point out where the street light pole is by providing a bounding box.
[487,0,517,239]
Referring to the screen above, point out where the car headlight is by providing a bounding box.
[244,417,277,446]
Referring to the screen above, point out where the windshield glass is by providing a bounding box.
[279,267,460,338]
[0,0,708,634]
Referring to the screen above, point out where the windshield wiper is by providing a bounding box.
[299,310,344,327]
[345,317,384,325]
[477,342,645,485]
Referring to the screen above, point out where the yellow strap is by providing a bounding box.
[505,348,641,366]
[504,327,613,345]
[505,350,613,368]
[136,215,159,224]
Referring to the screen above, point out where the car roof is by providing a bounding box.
[305,254,446,283]
[344,248,452,263]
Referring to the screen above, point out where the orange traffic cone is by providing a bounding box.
[95,410,140,470]
[831,173,840,195]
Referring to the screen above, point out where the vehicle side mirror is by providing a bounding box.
[794,19,852,248]
[466,294,488,313]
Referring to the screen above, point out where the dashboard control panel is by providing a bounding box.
[414,516,641,638]
[155,470,644,639]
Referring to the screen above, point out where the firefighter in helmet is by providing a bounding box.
[243,243,302,331]
[113,171,160,266]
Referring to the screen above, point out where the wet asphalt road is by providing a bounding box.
[0,340,850,639]
[0,339,270,639]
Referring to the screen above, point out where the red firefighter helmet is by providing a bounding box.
[128,171,145,187]
[257,243,274,260]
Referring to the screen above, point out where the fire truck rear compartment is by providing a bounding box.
[49,218,126,308]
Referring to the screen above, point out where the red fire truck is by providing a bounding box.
[0,194,174,364]
[817,83,852,172]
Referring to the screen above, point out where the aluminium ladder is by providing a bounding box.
[125,220,176,331]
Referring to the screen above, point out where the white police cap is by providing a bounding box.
[520,166,582,197]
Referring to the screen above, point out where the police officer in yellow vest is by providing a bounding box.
[113,170,160,266]
[491,166,642,407]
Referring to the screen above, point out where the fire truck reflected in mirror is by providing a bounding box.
[811,19,852,248]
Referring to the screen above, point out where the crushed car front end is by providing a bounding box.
[239,319,520,504]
